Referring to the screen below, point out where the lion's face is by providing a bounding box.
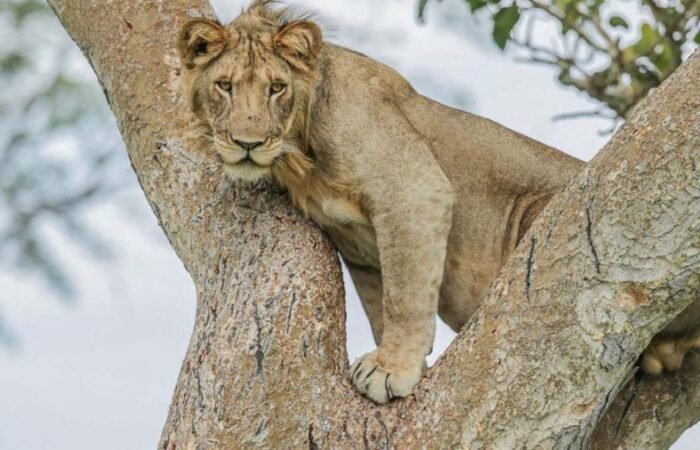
[178,10,322,181]
[192,47,297,181]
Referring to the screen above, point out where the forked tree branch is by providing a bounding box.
[48,0,700,448]
[591,355,700,449]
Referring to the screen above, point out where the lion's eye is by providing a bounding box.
[215,80,232,93]
[270,82,286,96]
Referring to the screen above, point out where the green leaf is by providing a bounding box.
[0,53,27,73]
[650,39,676,76]
[9,0,48,23]
[418,0,429,20]
[584,0,604,18]
[631,23,661,55]
[695,30,700,44]
[608,16,629,29]
[467,0,489,12]
[554,0,575,8]
[563,5,590,35]
[492,5,520,50]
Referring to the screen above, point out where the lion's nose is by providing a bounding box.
[234,139,264,151]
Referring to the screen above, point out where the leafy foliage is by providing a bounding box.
[493,5,520,49]
[0,0,122,342]
[419,0,699,123]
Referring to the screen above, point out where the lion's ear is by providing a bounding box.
[274,21,323,70]
[178,19,227,69]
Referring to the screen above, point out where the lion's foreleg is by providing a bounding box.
[347,264,384,345]
[346,105,455,403]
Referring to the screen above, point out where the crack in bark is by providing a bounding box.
[121,17,133,30]
[253,303,265,377]
[308,424,320,450]
[583,175,602,275]
[554,425,584,450]
[282,255,299,267]
[614,371,643,439]
[302,336,309,357]
[375,413,391,448]
[585,203,601,275]
[360,412,393,449]
[554,367,635,450]
[587,368,639,448]
[286,292,297,333]
[526,236,537,303]
[217,255,228,292]
[341,418,350,440]
[600,385,617,424]
[254,418,267,438]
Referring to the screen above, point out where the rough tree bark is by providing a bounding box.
[49,0,700,448]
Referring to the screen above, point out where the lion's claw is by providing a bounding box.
[349,350,423,404]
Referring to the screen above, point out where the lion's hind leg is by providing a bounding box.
[641,335,700,375]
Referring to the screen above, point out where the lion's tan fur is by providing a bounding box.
[178,1,697,403]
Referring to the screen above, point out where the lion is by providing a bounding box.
[177,0,700,403]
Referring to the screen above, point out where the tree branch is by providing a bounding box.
[591,353,700,449]
[49,0,700,447]
[529,0,610,53]
[400,53,700,446]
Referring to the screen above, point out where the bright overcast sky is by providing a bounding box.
[0,0,696,449]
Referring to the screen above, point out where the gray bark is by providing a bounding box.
[48,0,700,448]
[591,356,700,449]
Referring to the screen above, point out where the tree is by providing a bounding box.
[419,0,699,125]
[48,0,699,448]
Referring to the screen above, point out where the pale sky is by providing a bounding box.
[0,0,696,449]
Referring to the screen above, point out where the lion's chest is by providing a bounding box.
[307,197,379,269]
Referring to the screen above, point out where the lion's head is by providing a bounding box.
[178,1,323,181]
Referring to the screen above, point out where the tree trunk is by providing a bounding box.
[49,1,700,448]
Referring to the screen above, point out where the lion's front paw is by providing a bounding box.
[349,350,424,404]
